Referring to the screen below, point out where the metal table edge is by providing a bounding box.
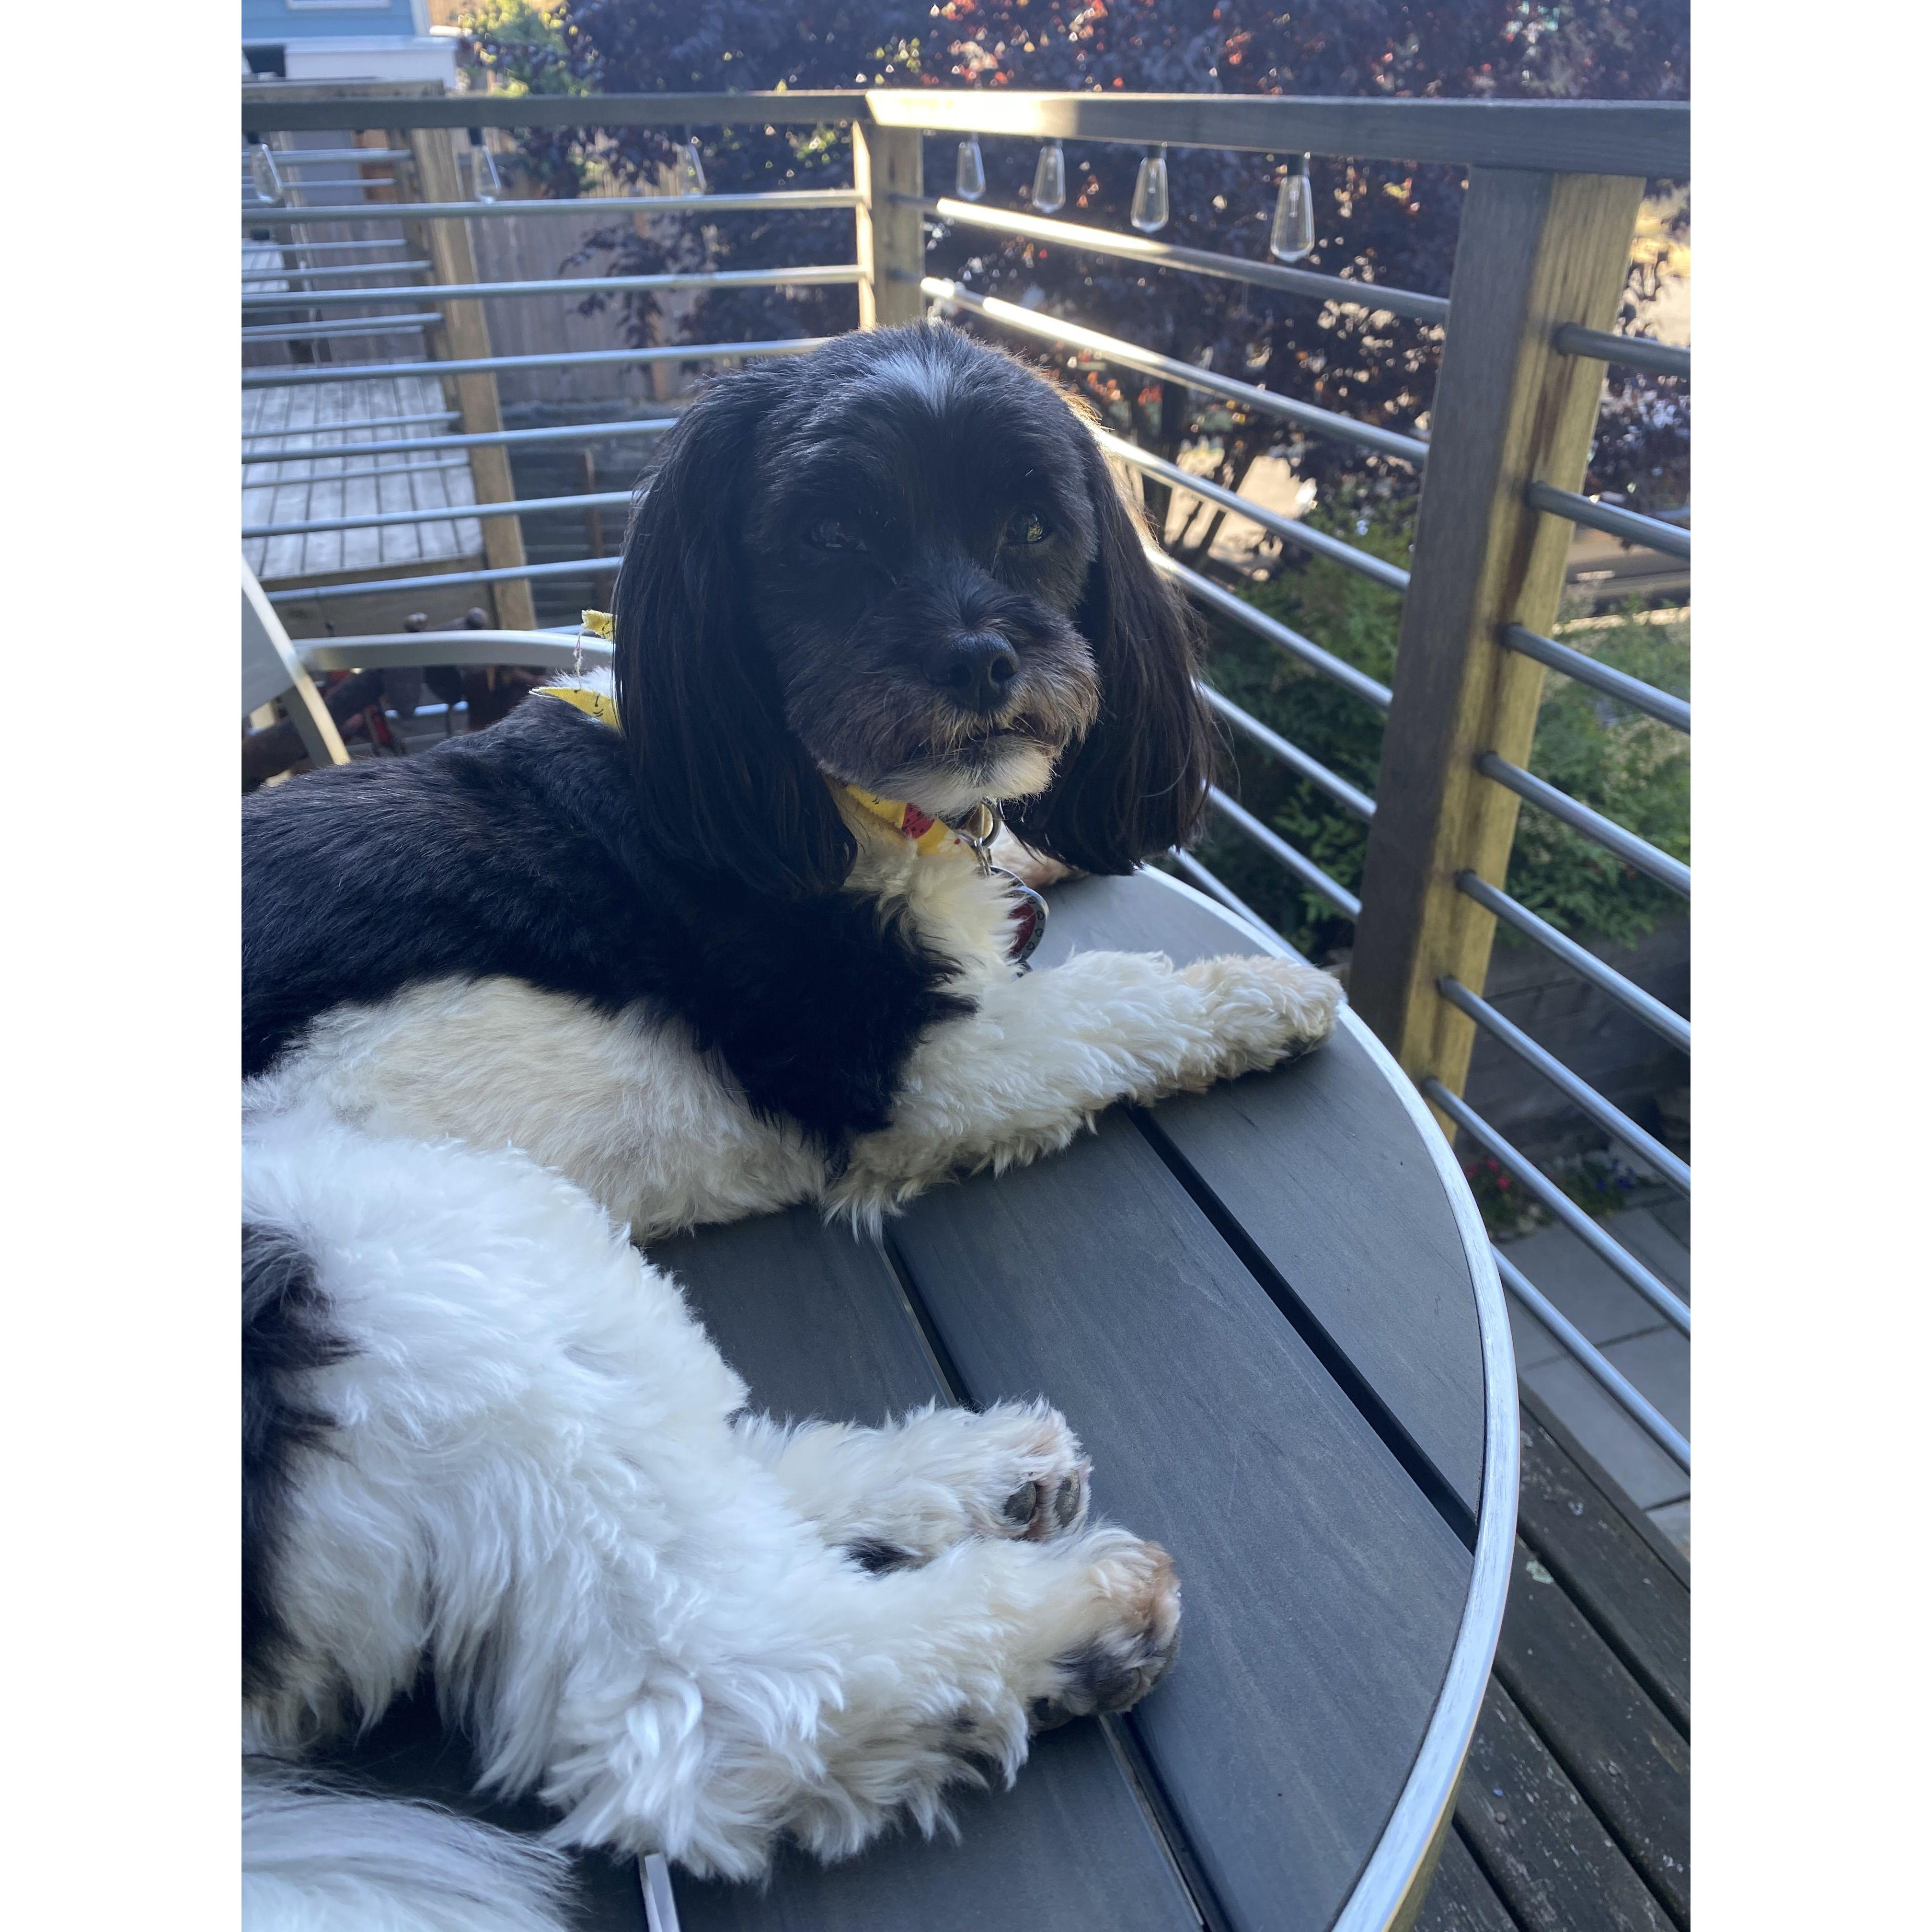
[1133,868,1519,1932]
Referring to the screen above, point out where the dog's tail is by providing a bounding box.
[242,1759,577,1932]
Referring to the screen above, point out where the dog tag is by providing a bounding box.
[992,867,1048,968]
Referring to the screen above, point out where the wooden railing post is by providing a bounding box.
[1350,169,1646,1132]
[853,119,923,329]
[402,125,536,631]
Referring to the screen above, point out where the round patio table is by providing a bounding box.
[333,868,1516,1932]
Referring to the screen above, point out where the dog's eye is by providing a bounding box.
[1005,510,1050,546]
[804,518,866,552]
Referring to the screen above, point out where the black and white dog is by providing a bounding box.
[242,324,1341,1928]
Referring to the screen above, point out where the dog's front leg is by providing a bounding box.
[829,946,1340,1223]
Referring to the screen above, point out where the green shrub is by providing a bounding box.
[1185,498,1690,962]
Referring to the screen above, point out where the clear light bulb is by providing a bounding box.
[250,144,285,207]
[1031,140,1066,215]
[1130,147,1170,234]
[675,140,707,196]
[955,135,986,202]
[470,142,504,204]
[1270,154,1315,263]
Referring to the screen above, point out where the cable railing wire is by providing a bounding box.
[1492,1247,1689,1471]
[1146,548,1394,711]
[924,278,1431,467]
[242,418,678,461]
[266,554,624,605]
[1438,977,1690,1198]
[1198,684,1376,821]
[910,195,1449,326]
[243,491,633,541]
[1526,480,1690,559]
[241,264,864,311]
[1207,786,1361,920]
[242,337,830,390]
[244,410,461,442]
[240,189,865,225]
[1423,1078,1689,1335]
[1477,753,1690,897]
[1094,427,1410,593]
[1499,621,1689,733]
[1456,871,1689,1055]
[1551,322,1690,381]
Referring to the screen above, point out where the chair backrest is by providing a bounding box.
[242,559,349,770]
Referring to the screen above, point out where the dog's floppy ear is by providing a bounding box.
[1008,439,1214,873]
[613,373,855,898]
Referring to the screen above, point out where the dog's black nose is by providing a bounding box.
[932,632,1018,714]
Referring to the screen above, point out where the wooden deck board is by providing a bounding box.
[1452,1681,1672,1932]
[1490,1539,1689,1921]
[242,375,483,588]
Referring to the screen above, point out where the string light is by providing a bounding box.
[1130,146,1170,234]
[955,135,987,202]
[249,145,285,207]
[1270,153,1315,263]
[1030,140,1066,215]
[470,140,504,204]
[675,140,708,196]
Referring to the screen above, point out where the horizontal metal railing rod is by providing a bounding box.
[1147,549,1394,711]
[1438,976,1690,1197]
[242,238,414,253]
[1423,1078,1690,1335]
[925,279,1430,466]
[241,339,825,393]
[242,317,436,341]
[1526,480,1690,559]
[242,336,829,390]
[1165,849,1290,949]
[1456,871,1690,1055]
[239,188,865,226]
[1552,322,1690,380]
[243,259,434,284]
[1477,753,1690,897]
[244,410,460,441]
[1491,1248,1689,1471]
[245,147,421,164]
[912,196,1449,325]
[298,630,615,674]
[246,458,472,484]
[1499,621,1689,733]
[1198,684,1376,820]
[242,265,864,310]
[1094,428,1411,592]
[242,417,678,461]
[267,554,624,605]
[242,92,1690,178]
[1207,786,1361,919]
[244,490,632,540]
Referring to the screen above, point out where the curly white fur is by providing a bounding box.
[244,1108,1179,1918]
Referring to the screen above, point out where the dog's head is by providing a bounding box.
[612,323,1212,897]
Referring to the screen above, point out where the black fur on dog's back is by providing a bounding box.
[242,699,971,1143]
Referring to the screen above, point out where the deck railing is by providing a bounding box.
[240,83,1690,1474]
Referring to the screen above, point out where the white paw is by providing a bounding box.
[841,1401,1091,1570]
[1181,953,1343,1078]
[1013,1528,1182,1729]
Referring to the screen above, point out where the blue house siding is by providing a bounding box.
[242,1,428,45]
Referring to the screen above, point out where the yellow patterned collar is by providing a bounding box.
[534,613,989,858]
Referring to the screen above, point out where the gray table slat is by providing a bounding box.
[650,1206,1200,1932]
[892,1109,1472,1932]
[1035,873,1486,1527]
